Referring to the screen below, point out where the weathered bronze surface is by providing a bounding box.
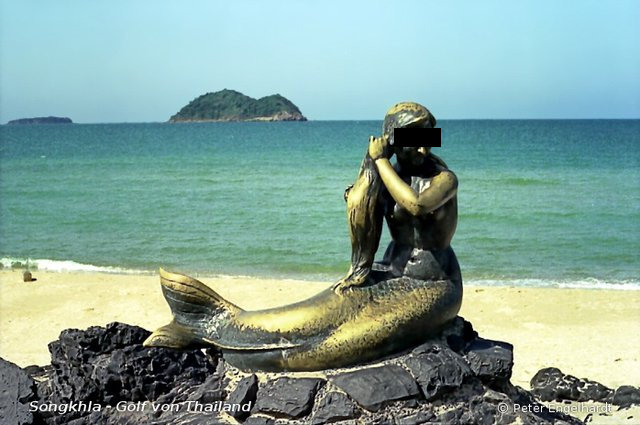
[145,102,463,371]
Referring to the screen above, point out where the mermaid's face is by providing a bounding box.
[392,120,433,166]
[396,146,430,166]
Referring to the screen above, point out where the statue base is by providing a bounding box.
[2,319,587,425]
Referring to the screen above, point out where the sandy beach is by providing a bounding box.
[1,269,639,393]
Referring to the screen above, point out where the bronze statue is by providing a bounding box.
[145,102,463,372]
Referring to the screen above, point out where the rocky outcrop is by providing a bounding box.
[331,364,420,412]
[226,374,258,421]
[7,117,73,125]
[1,319,605,424]
[0,358,36,425]
[253,377,323,419]
[531,367,640,409]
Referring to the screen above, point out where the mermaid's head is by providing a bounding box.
[383,102,436,145]
[383,102,437,167]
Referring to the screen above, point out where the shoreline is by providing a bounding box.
[3,257,639,291]
[1,270,639,391]
[2,260,639,291]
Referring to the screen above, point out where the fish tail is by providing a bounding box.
[143,268,242,348]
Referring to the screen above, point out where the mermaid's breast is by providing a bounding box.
[384,175,458,250]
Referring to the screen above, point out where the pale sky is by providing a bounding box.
[1,0,638,122]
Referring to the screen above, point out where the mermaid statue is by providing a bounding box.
[145,102,463,372]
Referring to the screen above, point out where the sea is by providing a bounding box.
[1,120,638,289]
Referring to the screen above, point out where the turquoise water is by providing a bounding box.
[1,120,638,288]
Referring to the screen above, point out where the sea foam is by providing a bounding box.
[0,257,148,275]
[466,278,640,291]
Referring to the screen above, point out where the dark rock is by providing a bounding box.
[244,416,276,425]
[453,389,519,425]
[399,398,419,409]
[579,380,615,403]
[158,411,222,425]
[9,318,598,425]
[330,364,420,412]
[531,367,583,401]
[48,322,150,370]
[395,410,436,424]
[64,410,104,425]
[311,391,359,424]
[186,368,225,404]
[509,385,583,425]
[100,345,214,402]
[612,385,640,408]
[0,357,37,425]
[437,406,464,423]
[404,343,472,400]
[23,364,50,380]
[530,367,614,403]
[39,322,216,423]
[227,374,258,420]
[442,316,478,353]
[98,407,220,425]
[154,380,198,405]
[465,338,514,383]
[475,388,517,425]
[253,377,323,419]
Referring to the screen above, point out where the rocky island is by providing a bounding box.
[169,89,307,122]
[7,116,72,125]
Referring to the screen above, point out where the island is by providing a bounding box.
[7,116,73,125]
[169,89,307,122]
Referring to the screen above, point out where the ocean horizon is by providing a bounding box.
[6,118,639,125]
[1,120,638,289]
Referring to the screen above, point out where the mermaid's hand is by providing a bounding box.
[332,274,365,294]
[331,279,352,294]
[368,135,390,160]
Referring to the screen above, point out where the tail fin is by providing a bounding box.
[143,268,243,348]
[143,321,198,348]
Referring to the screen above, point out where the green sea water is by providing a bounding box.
[1,120,638,288]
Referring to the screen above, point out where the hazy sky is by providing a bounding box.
[1,1,638,122]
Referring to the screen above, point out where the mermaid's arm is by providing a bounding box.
[374,158,457,216]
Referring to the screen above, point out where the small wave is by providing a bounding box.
[466,277,640,290]
[199,272,332,284]
[0,257,149,275]
[502,177,556,186]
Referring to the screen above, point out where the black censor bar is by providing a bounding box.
[393,127,441,147]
